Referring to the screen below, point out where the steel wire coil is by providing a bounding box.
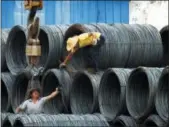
[1,113,12,126]
[109,115,138,127]
[2,114,25,127]
[155,66,169,123]
[70,71,103,114]
[38,25,69,70]
[13,115,34,126]
[160,25,169,65]
[5,25,69,75]
[13,114,109,127]
[1,73,16,112]
[126,67,163,122]
[98,68,131,121]
[41,69,72,114]
[1,29,9,72]
[6,25,27,75]
[11,71,32,113]
[64,23,163,70]
[144,115,167,127]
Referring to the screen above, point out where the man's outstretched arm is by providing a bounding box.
[44,88,60,102]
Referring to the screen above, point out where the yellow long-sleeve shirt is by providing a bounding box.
[66,32,101,52]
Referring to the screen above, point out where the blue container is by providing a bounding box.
[1,0,129,28]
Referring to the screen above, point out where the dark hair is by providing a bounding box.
[97,35,105,46]
[26,88,41,99]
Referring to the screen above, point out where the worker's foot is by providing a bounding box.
[59,63,66,69]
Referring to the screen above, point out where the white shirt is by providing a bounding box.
[19,97,47,114]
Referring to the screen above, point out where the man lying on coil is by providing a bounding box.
[59,32,105,68]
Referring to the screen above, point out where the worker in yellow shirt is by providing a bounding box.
[59,32,105,68]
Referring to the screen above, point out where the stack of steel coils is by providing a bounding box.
[1,24,168,127]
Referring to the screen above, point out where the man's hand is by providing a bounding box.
[57,87,62,92]
[55,88,60,95]
[46,87,60,101]
[59,63,66,68]
[16,107,22,113]
[16,107,19,113]
[56,88,59,92]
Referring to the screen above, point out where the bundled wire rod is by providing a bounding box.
[1,73,16,112]
[2,114,25,127]
[64,23,163,70]
[13,115,36,127]
[1,113,12,126]
[33,114,57,126]
[160,25,169,65]
[126,67,163,122]
[38,25,69,70]
[13,114,109,127]
[24,114,46,126]
[1,29,9,72]
[41,69,72,114]
[70,71,103,114]
[6,25,27,75]
[144,115,167,127]
[94,24,163,68]
[1,113,7,122]
[155,66,169,123]
[5,25,69,75]
[109,115,138,127]
[98,68,132,121]
[11,71,33,113]
[63,23,99,71]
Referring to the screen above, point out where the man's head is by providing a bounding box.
[29,88,41,99]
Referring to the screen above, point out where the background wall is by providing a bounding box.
[1,0,129,28]
[130,1,168,30]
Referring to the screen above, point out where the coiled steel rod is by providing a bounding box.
[98,68,131,121]
[41,69,72,114]
[5,25,69,75]
[64,23,163,70]
[109,115,138,127]
[160,25,169,65]
[155,66,169,123]
[1,113,12,126]
[144,115,167,127]
[2,114,25,127]
[13,114,109,127]
[6,25,27,75]
[126,67,163,122]
[70,71,103,114]
[1,73,16,112]
[1,29,9,72]
[38,25,69,70]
